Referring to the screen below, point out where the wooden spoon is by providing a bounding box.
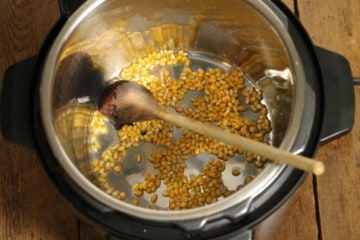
[99,80,325,176]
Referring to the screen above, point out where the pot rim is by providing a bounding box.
[39,0,306,222]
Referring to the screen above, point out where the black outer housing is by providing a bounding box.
[58,0,86,18]
[0,0,355,239]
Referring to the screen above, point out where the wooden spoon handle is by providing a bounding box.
[158,111,325,176]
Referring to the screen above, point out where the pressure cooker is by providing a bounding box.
[1,0,355,239]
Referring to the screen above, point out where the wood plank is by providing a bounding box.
[0,0,79,239]
[298,0,360,77]
[269,176,318,240]
[298,1,360,239]
[79,221,106,240]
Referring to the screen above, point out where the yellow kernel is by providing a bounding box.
[99,172,108,178]
[134,190,144,197]
[118,192,127,200]
[97,177,106,183]
[245,176,255,184]
[135,153,142,163]
[207,170,216,178]
[113,165,122,174]
[150,194,158,203]
[231,167,241,176]
[103,183,110,190]
[91,159,99,168]
[132,199,139,206]
[175,105,184,113]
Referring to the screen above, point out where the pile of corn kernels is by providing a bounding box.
[90,49,272,210]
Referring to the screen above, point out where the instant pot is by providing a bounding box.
[1,0,355,239]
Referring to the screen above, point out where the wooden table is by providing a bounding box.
[1,1,359,239]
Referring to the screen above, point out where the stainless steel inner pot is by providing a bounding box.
[40,0,306,222]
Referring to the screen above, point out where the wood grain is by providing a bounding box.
[0,0,79,239]
[298,1,360,239]
[268,177,318,240]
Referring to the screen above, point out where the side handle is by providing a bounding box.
[314,47,355,144]
[1,57,37,149]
